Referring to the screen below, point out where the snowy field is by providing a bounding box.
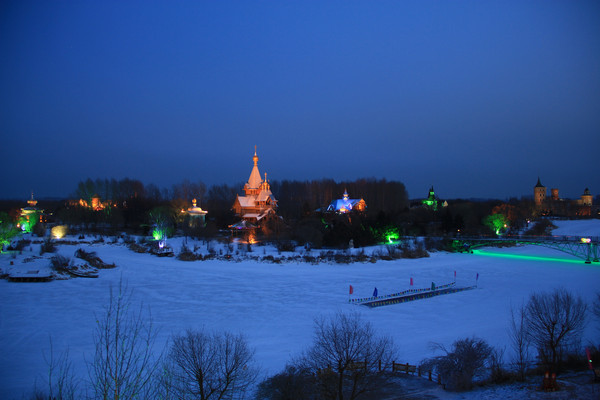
[1,220,599,399]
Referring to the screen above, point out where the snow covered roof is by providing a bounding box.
[242,213,260,219]
[247,149,263,189]
[187,207,207,216]
[256,187,274,202]
[237,195,257,208]
[327,198,363,212]
[247,165,262,189]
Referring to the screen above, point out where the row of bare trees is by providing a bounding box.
[35,281,258,400]
[33,286,598,399]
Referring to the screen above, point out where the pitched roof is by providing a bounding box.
[247,164,262,189]
[237,195,257,208]
[247,149,263,189]
[535,177,545,188]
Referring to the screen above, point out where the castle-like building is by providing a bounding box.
[533,177,596,217]
[232,148,278,223]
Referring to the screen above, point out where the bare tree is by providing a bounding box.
[524,288,587,374]
[33,338,79,400]
[164,329,258,400]
[299,311,396,400]
[508,302,530,381]
[593,292,600,322]
[421,337,493,391]
[88,280,161,400]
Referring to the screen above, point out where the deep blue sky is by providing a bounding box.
[1,1,599,201]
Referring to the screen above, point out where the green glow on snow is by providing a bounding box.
[472,249,586,264]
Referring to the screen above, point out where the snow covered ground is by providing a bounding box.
[1,220,599,399]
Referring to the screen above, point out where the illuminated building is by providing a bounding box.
[19,192,46,232]
[326,189,366,213]
[186,198,207,226]
[232,147,278,223]
[533,178,596,217]
[421,186,447,211]
[580,188,593,206]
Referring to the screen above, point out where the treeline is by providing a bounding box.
[2,177,553,247]
[70,177,409,219]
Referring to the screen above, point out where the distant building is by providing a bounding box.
[421,186,447,211]
[186,198,207,226]
[533,178,596,217]
[70,194,112,211]
[19,192,46,231]
[232,147,278,223]
[326,189,366,214]
[534,177,546,206]
[580,188,593,206]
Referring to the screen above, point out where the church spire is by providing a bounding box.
[247,146,262,190]
[253,145,259,166]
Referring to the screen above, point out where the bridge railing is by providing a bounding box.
[455,235,599,244]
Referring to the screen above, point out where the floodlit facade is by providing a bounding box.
[326,190,366,213]
[232,148,278,222]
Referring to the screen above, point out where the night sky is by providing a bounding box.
[1,1,599,201]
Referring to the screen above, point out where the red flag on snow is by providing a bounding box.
[410,277,413,286]
[349,285,354,295]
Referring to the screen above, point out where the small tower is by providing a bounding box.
[534,178,546,206]
[27,192,38,207]
[581,188,593,206]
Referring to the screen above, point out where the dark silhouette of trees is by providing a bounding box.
[298,312,396,400]
[162,329,258,400]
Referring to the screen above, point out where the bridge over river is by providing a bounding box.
[452,235,600,263]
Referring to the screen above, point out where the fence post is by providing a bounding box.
[418,366,421,377]
[405,363,409,374]
[392,361,395,372]
[428,370,432,381]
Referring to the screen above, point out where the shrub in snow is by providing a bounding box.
[49,255,71,276]
[256,365,316,400]
[177,243,202,261]
[420,337,493,391]
[40,238,56,255]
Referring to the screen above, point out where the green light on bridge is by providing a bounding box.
[471,250,585,264]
